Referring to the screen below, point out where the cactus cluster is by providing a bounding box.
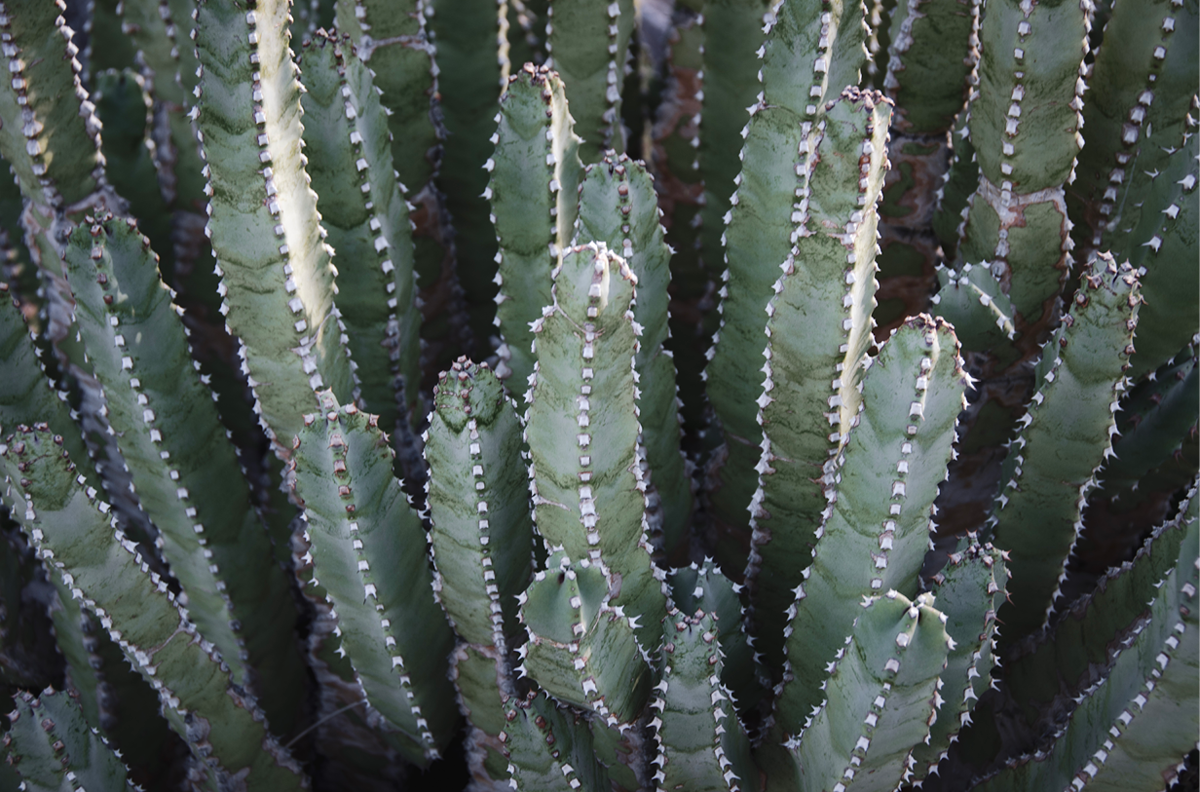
[0,0,1195,790]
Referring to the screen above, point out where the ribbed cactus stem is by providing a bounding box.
[2,689,132,790]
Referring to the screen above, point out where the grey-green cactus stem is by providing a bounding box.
[931,107,977,258]
[772,316,966,728]
[0,429,307,789]
[291,393,458,765]
[429,0,507,345]
[953,0,1089,325]
[2,689,134,791]
[488,63,583,388]
[650,610,756,792]
[62,216,306,737]
[499,691,611,792]
[427,356,532,628]
[1069,0,1198,259]
[704,0,869,555]
[298,32,422,441]
[739,91,891,670]
[192,0,357,454]
[975,490,1197,792]
[574,155,693,560]
[545,0,634,162]
[989,254,1141,643]
[911,541,1007,781]
[523,242,667,649]
[930,261,1016,354]
[767,591,951,792]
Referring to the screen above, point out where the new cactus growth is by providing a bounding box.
[0,0,1194,788]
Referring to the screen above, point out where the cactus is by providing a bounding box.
[0,0,1194,789]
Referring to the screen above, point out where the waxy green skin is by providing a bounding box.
[524,244,667,649]
[773,317,966,729]
[766,592,951,792]
[426,358,533,649]
[3,689,133,792]
[546,0,634,162]
[489,65,583,389]
[990,255,1140,642]
[575,156,693,560]
[193,0,356,453]
[500,692,611,792]
[977,493,1197,792]
[62,218,306,737]
[298,34,422,436]
[703,0,869,544]
[0,430,306,790]
[652,611,756,792]
[743,92,891,670]
[291,395,458,765]
[931,261,1016,353]
[931,107,977,259]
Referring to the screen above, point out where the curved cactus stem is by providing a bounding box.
[429,0,507,344]
[545,0,634,161]
[499,691,611,792]
[524,242,667,648]
[773,316,966,729]
[488,64,583,388]
[741,90,891,670]
[910,541,1007,782]
[667,559,766,711]
[62,216,306,737]
[290,393,458,766]
[518,552,652,727]
[192,0,357,455]
[989,254,1140,643]
[449,644,518,788]
[931,261,1017,354]
[651,610,758,792]
[705,0,870,554]
[574,155,694,560]
[973,489,1197,792]
[297,32,422,441]
[3,689,135,791]
[931,107,977,259]
[771,591,951,792]
[0,429,307,789]
[426,357,533,650]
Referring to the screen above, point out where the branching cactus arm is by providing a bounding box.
[489,64,583,387]
[990,254,1141,642]
[0,429,307,789]
[524,242,667,648]
[930,261,1016,354]
[291,394,458,766]
[193,0,356,453]
[298,32,422,434]
[773,316,966,729]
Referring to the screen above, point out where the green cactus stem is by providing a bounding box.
[489,63,583,388]
[297,32,422,441]
[574,155,694,560]
[291,392,458,765]
[2,689,133,791]
[930,261,1017,355]
[192,0,357,454]
[0,428,307,789]
[741,90,891,669]
[523,242,667,649]
[772,316,966,728]
[931,107,978,259]
[989,254,1141,642]
[499,690,611,792]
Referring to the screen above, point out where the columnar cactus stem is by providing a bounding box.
[0,429,307,789]
[704,1,868,554]
[62,216,307,736]
[488,63,583,387]
[931,107,977,258]
[499,691,611,791]
[291,393,458,765]
[298,32,422,440]
[574,155,694,559]
[989,254,1140,642]
[772,316,966,727]
[3,689,133,789]
[192,0,357,453]
[523,242,667,648]
[545,0,634,162]
[742,90,891,669]
[930,260,1016,354]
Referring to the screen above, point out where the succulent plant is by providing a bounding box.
[0,0,1194,789]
